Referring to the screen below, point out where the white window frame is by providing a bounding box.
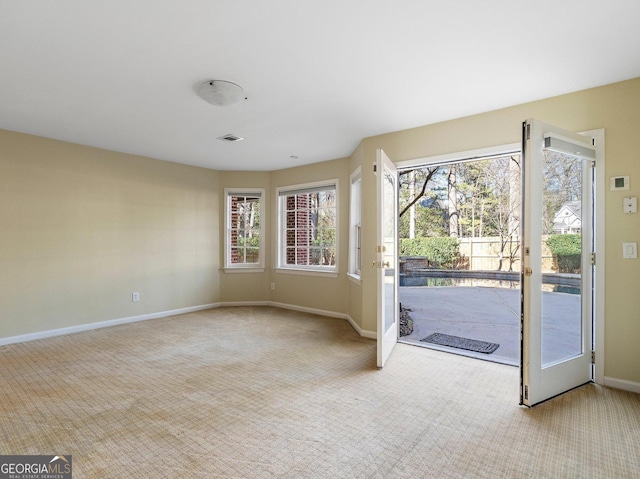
[276,179,339,276]
[348,167,362,282]
[224,188,265,273]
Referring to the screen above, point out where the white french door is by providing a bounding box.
[520,119,596,406]
[376,149,398,368]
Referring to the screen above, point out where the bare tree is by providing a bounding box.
[483,155,521,271]
[398,166,440,218]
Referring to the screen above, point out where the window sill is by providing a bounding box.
[275,268,339,279]
[347,273,362,285]
[224,267,266,274]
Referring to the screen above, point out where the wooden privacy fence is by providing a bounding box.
[400,236,557,272]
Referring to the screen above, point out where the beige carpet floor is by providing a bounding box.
[1,306,639,478]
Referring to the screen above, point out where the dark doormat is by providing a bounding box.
[421,333,500,354]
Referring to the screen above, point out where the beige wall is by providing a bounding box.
[217,159,351,316]
[217,157,365,323]
[217,171,272,303]
[268,158,350,315]
[355,78,640,384]
[0,130,220,339]
[3,77,639,386]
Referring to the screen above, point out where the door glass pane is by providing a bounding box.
[541,150,583,366]
[384,167,396,331]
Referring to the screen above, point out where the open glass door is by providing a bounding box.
[521,119,595,406]
[376,149,398,368]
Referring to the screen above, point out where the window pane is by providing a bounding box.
[227,191,263,267]
[297,248,311,265]
[319,227,335,245]
[245,248,260,264]
[349,173,362,276]
[323,247,336,266]
[286,247,296,264]
[279,184,337,269]
[230,247,244,264]
[542,151,583,366]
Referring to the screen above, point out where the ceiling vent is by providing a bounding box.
[217,134,244,143]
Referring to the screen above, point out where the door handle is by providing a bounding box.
[371,261,391,268]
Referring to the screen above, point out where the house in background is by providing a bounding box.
[553,201,582,234]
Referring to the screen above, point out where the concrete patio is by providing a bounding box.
[398,285,582,366]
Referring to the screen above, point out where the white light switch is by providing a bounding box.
[623,242,637,259]
[623,197,637,213]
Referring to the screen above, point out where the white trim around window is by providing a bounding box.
[224,188,266,273]
[276,179,339,274]
[348,167,362,283]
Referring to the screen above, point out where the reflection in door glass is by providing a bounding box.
[541,151,583,366]
[384,170,396,331]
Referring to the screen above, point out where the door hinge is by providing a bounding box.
[591,252,596,266]
[524,385,529,400]
[525,122,531,140]
[591,351,596,363]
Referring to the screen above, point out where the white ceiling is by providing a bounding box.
[2,1,640,171]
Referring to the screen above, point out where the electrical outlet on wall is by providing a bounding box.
[132,292,140,302]
[623,243,637,259]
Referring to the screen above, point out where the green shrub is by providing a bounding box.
[547,234,581,273]
[237,236,260,247]
[399,237,460,268]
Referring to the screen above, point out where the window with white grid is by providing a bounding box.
[349,168,362,278]
[277,181,338,273]
[225,189,264,271]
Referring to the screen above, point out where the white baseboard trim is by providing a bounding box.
[0,303,219,347]
[267,301,348,320]
[214,301,379,340]
[217,301,271,308]
[218,302,378,339]
[215,300,346,320]
[346,314,376,339]
[603,376,640,394]
[0,301,376,346]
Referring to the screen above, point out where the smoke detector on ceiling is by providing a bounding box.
[196,80,247,107]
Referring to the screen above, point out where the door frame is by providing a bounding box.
[585,128,605,386]
[395,137,605,386]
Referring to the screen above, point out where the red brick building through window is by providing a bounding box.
[281,185,336,268]
[229,194,261,265]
